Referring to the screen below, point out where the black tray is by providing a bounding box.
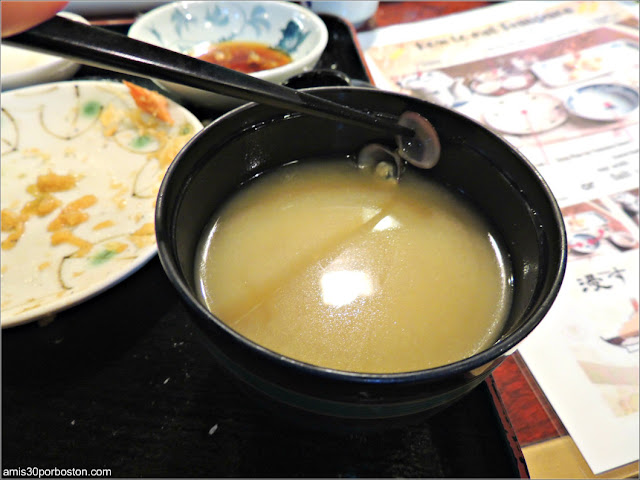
[2,15,525,478]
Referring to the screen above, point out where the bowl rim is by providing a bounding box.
[156,86,568,384]
[1,12,88,90]
[127,0,329,82]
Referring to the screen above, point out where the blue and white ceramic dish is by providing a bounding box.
[565,83,639,122]
[129,1,328,110]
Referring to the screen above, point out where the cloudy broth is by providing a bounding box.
[195,159,512,373]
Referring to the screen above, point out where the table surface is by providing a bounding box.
[1,2,528,478]
[2,259,521,478]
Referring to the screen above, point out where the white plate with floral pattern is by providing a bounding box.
[1,80,203,327]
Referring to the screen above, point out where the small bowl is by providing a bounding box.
[1,12,88,91]
[565,83,639,122]
[128,1,329,110]
[155,87,567,422]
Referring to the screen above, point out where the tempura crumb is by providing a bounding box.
[123,80,174,125]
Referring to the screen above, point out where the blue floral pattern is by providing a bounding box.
[205,5,231,27]
[246,6,270,36]
[170,6,195,37]
[148,3,311,55]
[277,20,309,54]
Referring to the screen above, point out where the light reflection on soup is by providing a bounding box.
[195,159,513,373]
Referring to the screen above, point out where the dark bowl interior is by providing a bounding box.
[155,87,567,420]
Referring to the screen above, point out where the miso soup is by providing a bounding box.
[195,159,513,373]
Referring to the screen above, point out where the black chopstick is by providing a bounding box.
[4,15,414,138]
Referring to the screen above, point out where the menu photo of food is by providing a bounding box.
[612,188,640,226]
[393,69,472,109]
[388,29,639,148]
[600,297,639,355]
[529,39,637,88]
[563,199,639,260]
[390,49,542,107]
[467,55,538,97]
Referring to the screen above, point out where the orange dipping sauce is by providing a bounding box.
[194,41,292,74]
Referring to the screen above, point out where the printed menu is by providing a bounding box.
[359,1,639,476]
